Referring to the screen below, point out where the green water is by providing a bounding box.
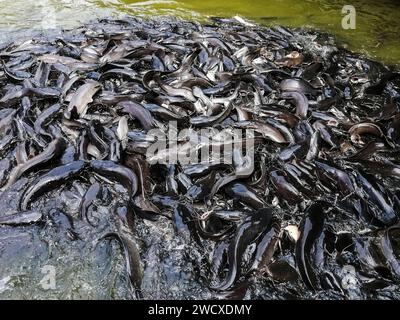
[0,0,399,65]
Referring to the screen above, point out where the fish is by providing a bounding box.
[295,202,326,290]
[381,225,400,278]
[355,171,398,226]
[0,16,400,300]
[281,91,309,119]
[347,141,386,161]
[271,171,302,203]
[224,182,266,209]
[207,148,255,199]
[213,208,273,291]
[280,78,318,96]
[20,160,86,210]
[90,160,138,201]
[186,171,217,201]
[128,157,161,219]
[233,121,288,144]
[101,232,143,292]
[118,100,155,131]
[87,122,109,159]
[349,122,384,144]
[143,103,187,122]
[0,210,42,225]
[190,103,234,127]
[34,103,62,137]
[314,161,354,195]
[2,138,67,190]
[249,219,281,273]
[64,80,101,119]
[79,182,101,225]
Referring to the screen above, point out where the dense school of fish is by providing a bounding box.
[0,16,400,299]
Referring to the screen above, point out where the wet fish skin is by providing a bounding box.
[233,121,288,144]
[144,103,187,122]
[34,103,62,137]
[250,220,281,273]
[347,141,386,161]
[118,100,155,131]
[20,160,86,210]
[87,122,109,160]
[79,182,101,224]
[295,202,326,290]
[271,170,302,203]
[314,161,354,196]
[224,182,266,209]
[280,78,318,96]
[381,225,400,278]
[101,232,143,293]
[64,80,101,119]
[186,171,217,201]
[128,156,161,219]
[355,171,398,226]
[349,122,384,144]
[90,160,138,201]
[207,150,254,198]
[190,102,233,127]
[0,210,42,226]
[213,208,273,291]
[281,91,309,119]
[2,137,67,190]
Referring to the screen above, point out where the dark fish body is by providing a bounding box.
[90,160,138,200]
[20,160,86,210]
[280,78,318,96]
[34,103,62,137]
[271,171,302,203]
[314,161,354,195]
[224,182,266,209]
[87,123,109,159]
[281,91,309,119]
[190,103,233,127]
[79,183,101,224]
[234,121,288,144]
[65,80,101,119]
[381,226,400,278]
[295,202,325,290]
[355,171,398,226]
[2,138,67,190]
[214,208,273,291]
[118,100,155,131]
[102,232,143,291]
[186,171,217,201]
[347,142,386,161]
[144,103,187,122]
[250,221,280,272]
[0,210,42,225]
